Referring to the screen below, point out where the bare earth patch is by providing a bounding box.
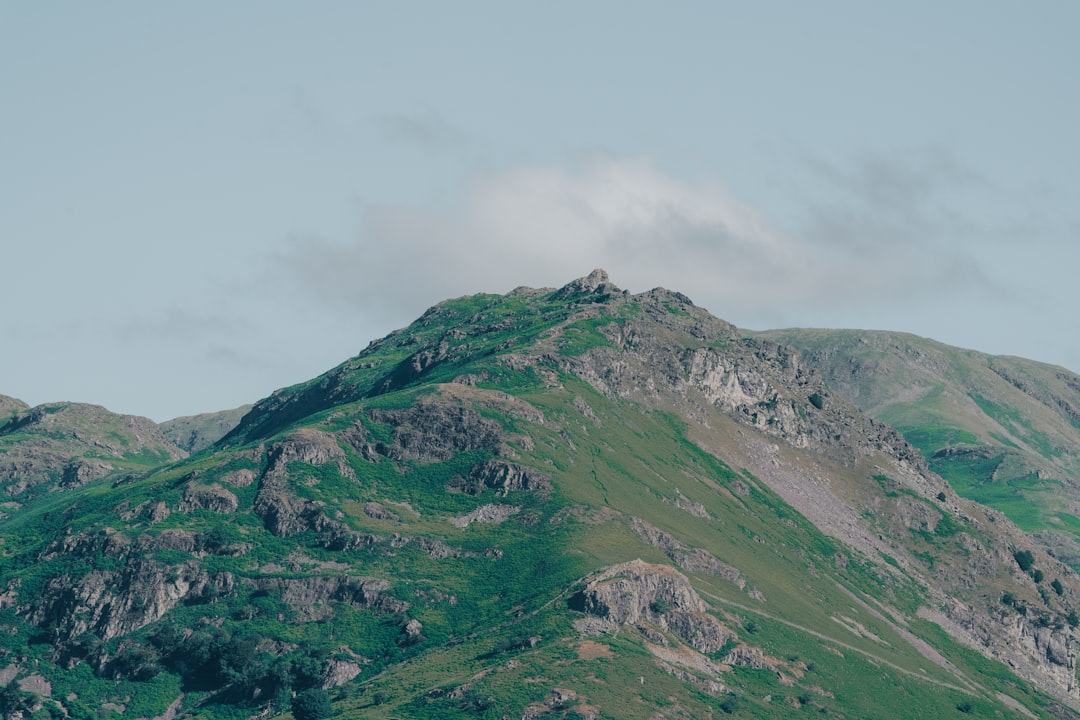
[577,640,614,660]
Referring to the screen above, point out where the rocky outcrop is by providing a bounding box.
[628,517,744,589]
[552,268,623,303]
[249,575,407,622]
[264,428,350,478]
[450,460,552,496]
[370,400,504,463]
[449,503,520,528]
[253,429,352,537]
[25,557,231,645]
[570,560,735,654]
[59,459,114,488]
[178,483,239,514]
[321,659,364,689]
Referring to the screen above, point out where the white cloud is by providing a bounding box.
[275,156,995,330]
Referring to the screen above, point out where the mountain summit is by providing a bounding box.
[0,271,1077,718]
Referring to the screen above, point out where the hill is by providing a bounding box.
[754,329,1080,568]
[161,405,254,453]
[0,401,187,504]
[0,271,1077,719]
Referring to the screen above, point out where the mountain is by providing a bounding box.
[753,329,1080,568]
[0,401,187,503]
[0,270,1078,719]
[161,405,254,453]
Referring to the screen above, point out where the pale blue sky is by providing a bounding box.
[2,2,1078,421]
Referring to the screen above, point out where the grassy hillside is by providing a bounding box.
[0,401,187,505]
[0,274,1076,718]
[755,329,1080,566]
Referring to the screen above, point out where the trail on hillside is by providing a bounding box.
[699,589,984,697]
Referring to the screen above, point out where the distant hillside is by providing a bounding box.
[161,404,253,453]
[0,395,28,422]
[0,401,186,503]
[754,329,1080,566]
[0,273,1078,718]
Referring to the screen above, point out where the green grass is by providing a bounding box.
[971,393,1059,460]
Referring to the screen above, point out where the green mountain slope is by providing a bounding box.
[0,401,187,504]
[753,329,1080,567]
[0,272,1078,719]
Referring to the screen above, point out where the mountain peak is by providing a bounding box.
[553,268,621,301]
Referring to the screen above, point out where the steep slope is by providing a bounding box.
[754,329,1080,567]
[0,272,1077,719]
[161,405,254,453]
[0,401,187,502]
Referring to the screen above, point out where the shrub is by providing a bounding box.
[292,688,332,720]
[0,684,34,717]
[1032,568,1045,583]
[808,393,825,410]
[1013,550,1035,572]
[719,694,739,714]
[1052,579,1064,596]
[649,597,671,614]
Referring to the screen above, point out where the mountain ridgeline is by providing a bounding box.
[0,270,1079,719]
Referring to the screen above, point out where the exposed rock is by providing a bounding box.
[253,431,355,537]
[571,560,706,624]
[364,502,400,522]
[371,399,504,463]
[249,575,407,622]
[178,483,238,514]
[25,557,227,644]
[404,618,423,638]
[220,469,256,487]
[449,504,521,528]
[321,659,363,689]
[628,517,744,588]
[0,663,18,685]
[144,529,197,553]
[722,644,781,672]
[264,428,350,479]
[60,459,114,488]
[672,491,709,518]
[570,560,734,654]
[452,460,552,496]
[18,674,51,696]
[552,268,621,303]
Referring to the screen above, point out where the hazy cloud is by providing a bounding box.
[115,308,240,343]
[372,111,467,149]
[275,156,999,330]
[790,148,1010,300]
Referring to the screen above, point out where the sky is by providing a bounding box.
[2,2,1078,422]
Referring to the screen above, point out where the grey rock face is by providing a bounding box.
[570,560,734,653]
